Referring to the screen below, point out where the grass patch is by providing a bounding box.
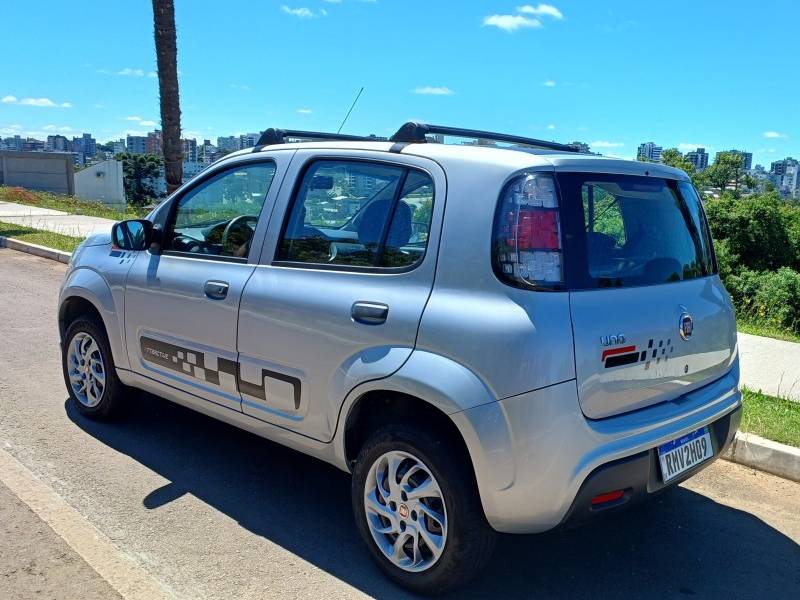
[0,221,84,253]
[0,185,147,221]
[736,318,800,344]
[740,388,800,447]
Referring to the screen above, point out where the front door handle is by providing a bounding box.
[351,301,389,325]
[204,280,229,300]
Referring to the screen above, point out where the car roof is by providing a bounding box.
[227,140,690,181]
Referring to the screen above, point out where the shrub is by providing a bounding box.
[726,267,800,333]
[705,192,795,272]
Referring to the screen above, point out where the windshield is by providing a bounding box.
[557,173,716,289]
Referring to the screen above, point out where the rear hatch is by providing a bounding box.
[557,172,737,419]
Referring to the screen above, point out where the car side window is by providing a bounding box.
[164,162,276,259]
[276,160,434,269]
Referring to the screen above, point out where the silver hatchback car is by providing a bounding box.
[59,123,741,594]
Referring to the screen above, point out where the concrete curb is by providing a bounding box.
[722,432,800,482]
[0,235,72,264]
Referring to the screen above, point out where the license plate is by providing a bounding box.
[657,426,713,483]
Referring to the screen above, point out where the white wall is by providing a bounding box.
[74,159,125,207]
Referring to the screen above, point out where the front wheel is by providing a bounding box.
[62,316,126,420]
[352,424,496,595]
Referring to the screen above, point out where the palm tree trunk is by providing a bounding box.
[152,0,182,195]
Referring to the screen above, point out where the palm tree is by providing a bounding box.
[152,0,183,194]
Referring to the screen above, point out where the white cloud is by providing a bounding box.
[542,79,556,87]
[590,140,624,148]
[281,5,326,18]
[484,4,562,32]
[147,71,157,78]
[118,67,145,76]
[2,95,71,108]
[756,148,776,153]
[763,130,787,139]
[517,4,563,19]
[413,86,454,95]
[93,103,107,109]
[296,108,313,114]
[42,124,73,132]
[483,14,541,32]
[546,124,556,130]
[122,116,158,128]
[229,83,252,91]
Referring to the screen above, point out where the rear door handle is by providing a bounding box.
[204,280,229,300]
[351,301,389,325]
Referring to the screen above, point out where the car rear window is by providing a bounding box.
[557,172,716,289]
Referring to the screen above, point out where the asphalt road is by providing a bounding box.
[0,247,798,599]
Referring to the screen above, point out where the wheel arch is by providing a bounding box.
[333,350,517,526]
[343,390,470,468]
[59,268,128,369]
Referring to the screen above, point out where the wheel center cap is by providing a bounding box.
[398,504,409,519]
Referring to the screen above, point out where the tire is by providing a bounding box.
[61,316,126,420]
[352,424,497,596]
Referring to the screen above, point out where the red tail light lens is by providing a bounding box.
[492,172,563,289]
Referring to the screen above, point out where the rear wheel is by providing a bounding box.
[62,316,126,420]
[352,424,496,595]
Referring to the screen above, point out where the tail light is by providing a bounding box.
[492,172,563,289]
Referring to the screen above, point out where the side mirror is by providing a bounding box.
[111,219,153,251]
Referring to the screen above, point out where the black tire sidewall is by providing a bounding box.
[352,424,495,596]
[62,317,122,419]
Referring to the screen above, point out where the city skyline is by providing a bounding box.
[1,1,798,168]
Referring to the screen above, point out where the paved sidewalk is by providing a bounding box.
[738,332,800,401]
[0,200,115,237]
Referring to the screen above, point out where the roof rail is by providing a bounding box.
[256,128,387,147]
[389,122,580,153]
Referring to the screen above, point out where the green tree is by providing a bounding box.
[117,152,162,206]
[152,0,183,194]
[658,147,709,188]
[660,148,695,174]
[704,192,795,271]
[703,152,746,195]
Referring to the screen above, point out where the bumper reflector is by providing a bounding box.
[590,490,625,506]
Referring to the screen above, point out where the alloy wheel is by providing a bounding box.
[363,450,448,572]
[66,332,106,408]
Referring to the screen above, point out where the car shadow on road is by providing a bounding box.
[67,393,800,599]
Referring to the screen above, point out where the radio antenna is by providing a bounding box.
[337,86,364,134]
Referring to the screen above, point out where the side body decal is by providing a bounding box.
[140,336,301,409]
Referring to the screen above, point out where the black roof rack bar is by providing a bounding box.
[390,122,579,153]
[256,128,387,147]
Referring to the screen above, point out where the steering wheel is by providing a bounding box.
[221,215,259,256]
[172,234,205,254]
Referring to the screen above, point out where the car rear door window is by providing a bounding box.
[277,160,434,269]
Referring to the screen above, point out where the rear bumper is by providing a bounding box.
[451,359,741,534]
[558,403,740,528]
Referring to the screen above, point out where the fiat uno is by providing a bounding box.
[58,123,741,594]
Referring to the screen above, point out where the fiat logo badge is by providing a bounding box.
[679,313,694,340]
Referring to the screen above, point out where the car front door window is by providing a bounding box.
[165,162,276,259]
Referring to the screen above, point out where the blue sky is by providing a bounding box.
[1,0,797,166]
